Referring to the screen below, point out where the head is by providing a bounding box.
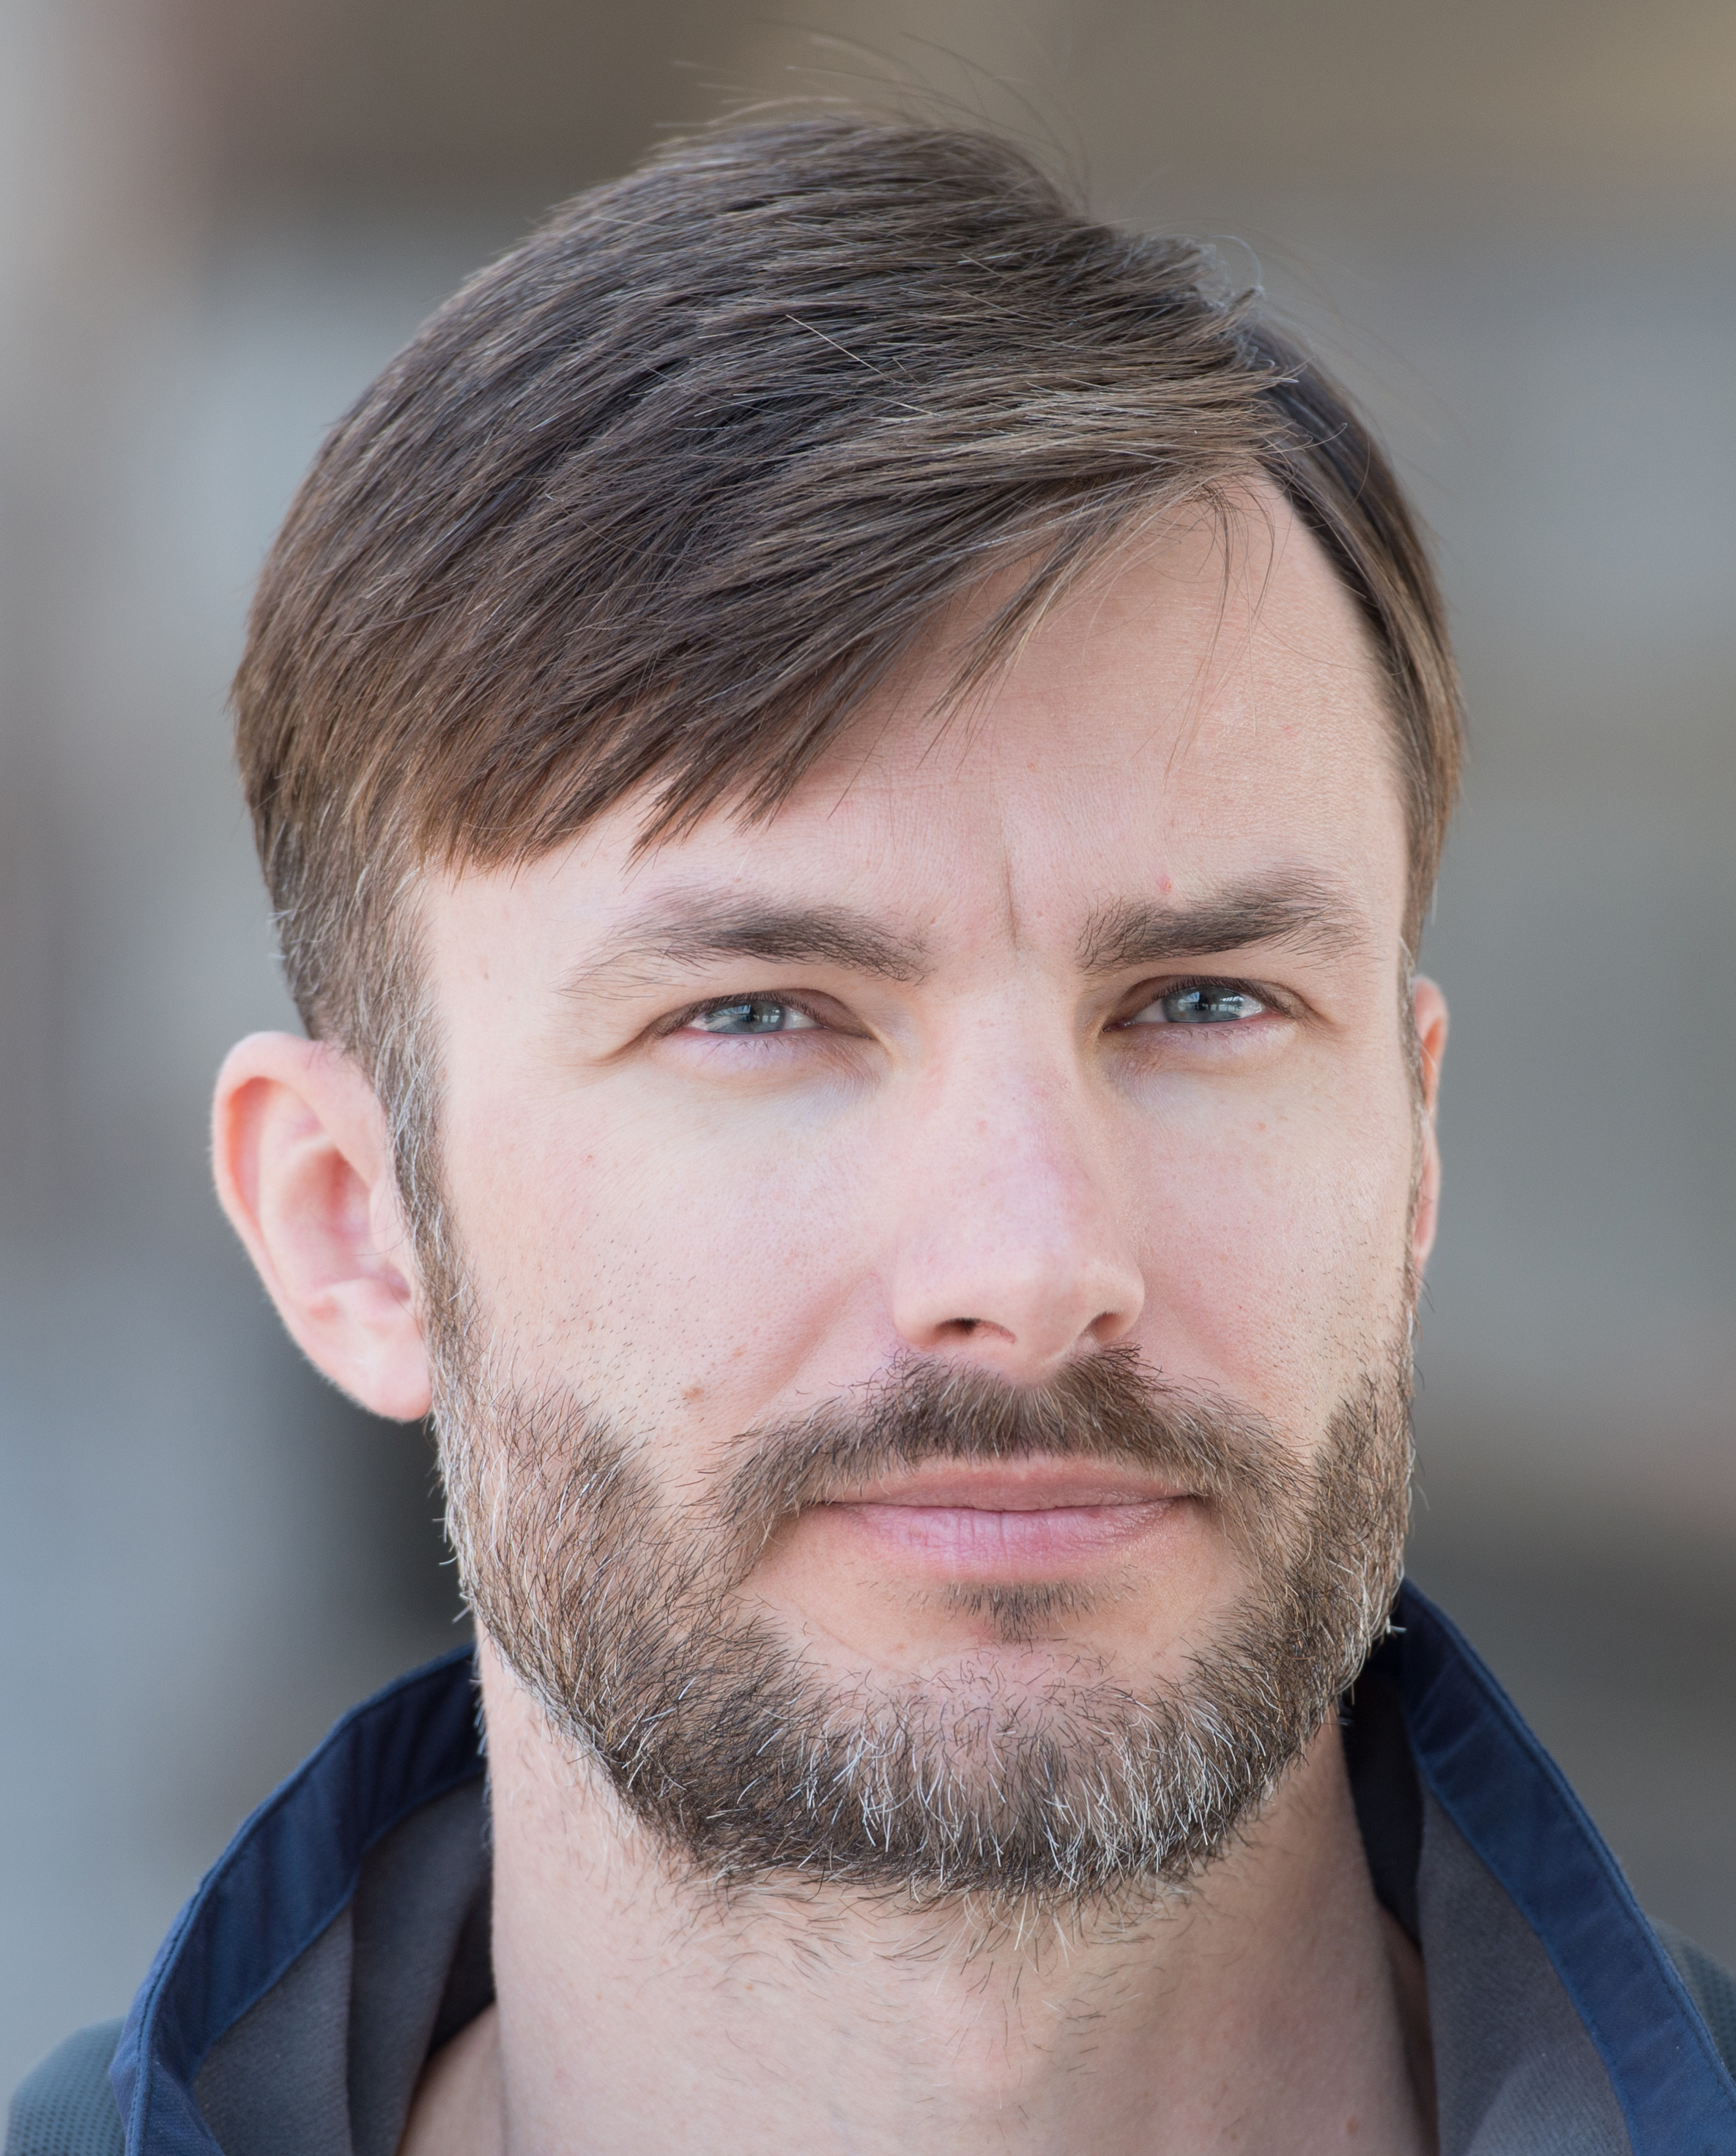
[215,119,1458,1911]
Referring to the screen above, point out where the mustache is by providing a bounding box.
[707,1344,1307,1564]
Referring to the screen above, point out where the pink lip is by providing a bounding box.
[816,1461,1191,1580]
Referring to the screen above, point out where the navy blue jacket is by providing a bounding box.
[10,1584,1736,2154]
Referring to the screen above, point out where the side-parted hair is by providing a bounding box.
[235,117,1461,1132]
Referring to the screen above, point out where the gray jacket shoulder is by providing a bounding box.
[4,2023,124,2156]
[1655,1922,1736,2081]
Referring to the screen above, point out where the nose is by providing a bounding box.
[885,1044,1145,1385]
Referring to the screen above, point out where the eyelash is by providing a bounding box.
[662,993,828,1036]
[1112,975,1278,1027]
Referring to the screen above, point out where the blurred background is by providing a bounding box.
[1,0,1732,2088]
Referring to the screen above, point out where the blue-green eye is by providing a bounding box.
[1124,983,1267,1027]
[687,997,820,1036]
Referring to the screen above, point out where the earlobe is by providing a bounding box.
[1409,976,1449,1271]
[212,1032,434,1421]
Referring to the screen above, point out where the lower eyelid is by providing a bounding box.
[1123,1004,1267,1027]
[686,1022,811,1039]
[678,1014,834,1043]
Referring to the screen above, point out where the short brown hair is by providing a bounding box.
[236,117,1461,1115]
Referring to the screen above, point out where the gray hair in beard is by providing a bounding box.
[434,1334,1412,1908]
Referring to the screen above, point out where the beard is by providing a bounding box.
[431,1312,1414,1910]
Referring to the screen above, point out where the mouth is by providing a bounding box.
[813,1458,1193,1580]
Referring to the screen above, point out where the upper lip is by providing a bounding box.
[820,1458,1191,1512]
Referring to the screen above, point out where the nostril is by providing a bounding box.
[939,1315,1017,1346]
[1085,1312,1142,1353]
[932,1316,984,1342]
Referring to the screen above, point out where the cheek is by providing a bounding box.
[1127,1077,1414,1423]
[444,1072,868,1421]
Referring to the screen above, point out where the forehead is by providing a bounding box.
[432,497,1407,959]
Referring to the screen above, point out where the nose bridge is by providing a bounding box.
[886,1015,1145,1377]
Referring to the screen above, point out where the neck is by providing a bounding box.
[403,1638,1434,2156]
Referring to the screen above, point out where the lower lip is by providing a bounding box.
[825,1498,1184,1577]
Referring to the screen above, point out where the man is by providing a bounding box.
[10,118,1735,2155]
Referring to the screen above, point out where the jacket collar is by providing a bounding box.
[111,1583,1736,2153]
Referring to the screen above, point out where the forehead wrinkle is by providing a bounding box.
[1077,877,1376,976]
[559,891,931,1003]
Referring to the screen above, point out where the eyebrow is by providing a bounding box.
[1076,880,1375,975]
[561,895,930,1001]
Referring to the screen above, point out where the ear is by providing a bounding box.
[1409,975,1449,1273]
[212,1032,432,1420]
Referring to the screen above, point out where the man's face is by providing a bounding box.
[417,499,1438,1895]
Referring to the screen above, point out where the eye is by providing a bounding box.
[683,996,822,1036]
[1121,980,1269,1027]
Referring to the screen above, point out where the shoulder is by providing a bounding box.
[4,2023,125,2156]
[1657,1922,1736,2081]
